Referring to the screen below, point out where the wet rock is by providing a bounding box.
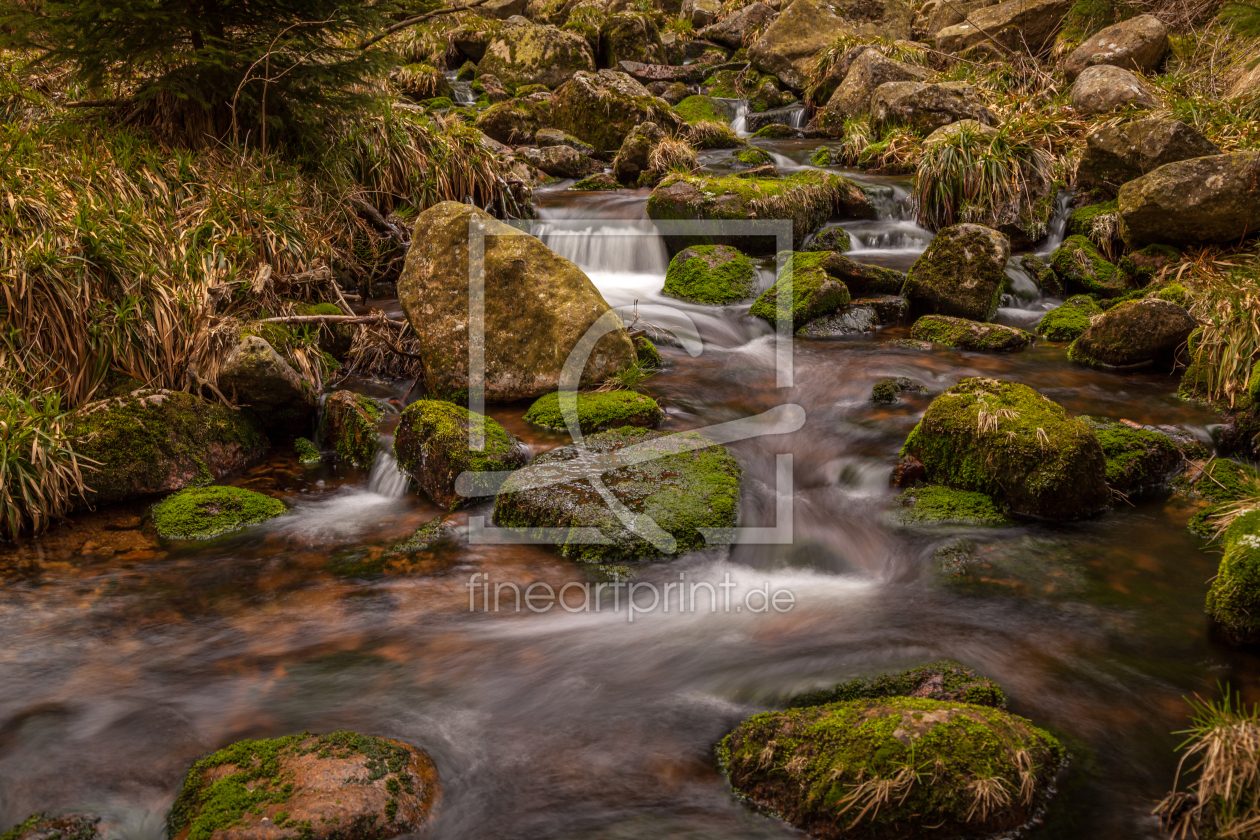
[1063,14,1169,81]
[526,143,601,179]
[394,400,528,509]
[911,315,1032,351]
[819,252,905,294]
[1021,253,1063,296]
[294,437,322,465]
[475,97,551,145]
[328,516,461,579]
[748,0,850,91]
[618,60,708,85]
[822,51,929,122]
[796,306,879,337]
[1070,65,1161,114]
[612,122,666,186]
[471,72,511,103]
[663,245,757,304]
[218,335,317,433]
[600,13,666,66]
[571,172,619,190]
[854,294,910,324]
[1208,510,1260,644]
[398,202,637,401]
[523,391,663,433]
[898,484,1014,524]
[659,81,691,105]
[803,226,853,253]
[1050,235,1128,297]
[645,169,875,255]
[720,698,1063,840]
[1119,243,1181,284]
[321,390,383,468]
[550,70,684,152]
[476,19,595,88]
[150,485,286,540]
[1118,152,1260,247]
[1080,416,1183,498]
[68,390,267,506]
[699,2,776,49]
[493,426,741,562]
[748,121,798,139]
[683,0,722,27]
[935,0,1072,55]
[789,660,1007,708]
[903,224,1010,322]
[168,731,439,840]
[1068,297,1196,368]
[731,146,775,169]
[897,377,1111,520]
[750,252,851,328]
[869,81,995,137]
[1035,295,1102,342]
[871,376,926,404]
[1,815,102,840]
[634,335,663,367]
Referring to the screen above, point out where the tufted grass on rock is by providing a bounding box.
[151,485,286,540]
[523,391,663,433]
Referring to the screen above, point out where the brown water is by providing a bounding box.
[2,142,1258,840]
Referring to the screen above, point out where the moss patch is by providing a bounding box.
[1080,416,1182,497]
[634,336,663,368]
[1050,235,1128,298]
[663,244,757,304]
[751,124,796,139]
[749,252,850,328]
[294,437,321,465]
[787,661,1007,710]
[394,400,526,509]
[733,147,775,167]
[151,485,286,540]
[1035,295,1101,342]
[523,391,663,433]
[673,94,726,125]
[321,391,384,468]
[871,377,925,404]
[895,485,1013,526]
[910,315,1032,352]
[1208,509,1260,643]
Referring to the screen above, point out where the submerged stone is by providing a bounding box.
[492,426,741,562]
[894,484,1013,526]
[787,660,1008,709]
[803,226,853,253]
[394,400,527,510]
[871,376,926,404]
[321,391,383,468]
[0,814,102,840]
[523,391,663,433]
[720,697,1063,840]
[151,485,286,540]
[662,244,757,304]
[796,306,878,337]
[167,731,439,840]
[328,516,460,579]
[910,315,1032,352]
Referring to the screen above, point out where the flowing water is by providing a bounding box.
[3,109,1260,840]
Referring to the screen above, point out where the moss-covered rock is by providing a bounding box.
[1068,297,1196,368]
[394,400,527,509]
[218,335,317,434]
[1119,243,1181,285]
[1035,295,1101,341]
[1020,254,1062,296]
[787,661,1008,710]
[894,484,1013,525]
[749,252,850,328]
[1076,117,1218,196]
[871,376,925,404]
[68,390,267,506]
[746,0,850,90]
[0,814,102,840]
[492,426,741,562]
[612,121,666,186]
[571,172,619,191]
[803,226,853,253]
[151,486,286,540]
[167,731,439,840]
[646,169,875,255]
[823,50,931,122]
[819,252,905,295]
[321,390,384,468]
[294,437,321,465]
[720,697,1063,840]
[911,315,1032,352]
[523,391,663,433]
[476,19,595,89]
[903,224,1010,322]
[1079,416,1182,497]
[475,96,551,144]
[398,202,636,401]
[732,146,775,168]
[600,13,666,65]
[1207,510,1260,643]
[634,335,663,368]
[673,94,727,125]
[750,123,796,139]
[1049,235,1128,298]
[898,378,1111,520]
[1066,200,1118,239]
[663,245,757,304]
[549,69,684,152]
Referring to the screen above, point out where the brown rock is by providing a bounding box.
[1063,14,1169,81]
[1070,65,1161,114]
[1076,117,1220,194]
[824,50,929,119]
[935,0,1072,55]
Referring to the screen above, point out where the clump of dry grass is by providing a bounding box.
[0,390,94,540]
[647,136,698,178]
[1181,256,1260,407]
[688,120,742,149]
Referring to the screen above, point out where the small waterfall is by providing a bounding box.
[1034,190,1074,256]
[367,445,410,499]
[531,215,669,277]
[731,101,751,138]
[445,71,475,105]
[785,103,807,129]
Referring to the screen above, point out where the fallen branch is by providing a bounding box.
[258,314,408,328]
[359,0,492,50]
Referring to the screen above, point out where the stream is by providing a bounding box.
[2,117,1259,840]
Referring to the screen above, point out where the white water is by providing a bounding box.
[266,446,411,545]
[532,219,670,277]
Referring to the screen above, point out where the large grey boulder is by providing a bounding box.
[913,0,1000,39]
[477,20,596,89]
[218,335,317,432]
[1076,117,1220,194]
[397,202,636,401]
[1118,152,1260,247]
[823,50,929,120]
[1063,14,1170,81]
[748,0,851,91]
[903,224,1010,322]
[600,13,667,66]
[935,0,1072,55]
[870,80,994,136]
[699,2,776,48]
[1068,298,1196,368]
[1070,64,1161,114]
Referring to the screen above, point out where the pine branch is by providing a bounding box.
[358,0,492,50]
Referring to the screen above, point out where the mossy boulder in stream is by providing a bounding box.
[871,376,926,404]
[217,335,317,434]
[911,315,1032,352]
[894,484,1013,525]
[475,19,595,89]
[646,169,875,255]
[897,378,1111,520]
[394,400,527,509]
[787,660,1008,709]
[1,814,103,840]
[903,224,1009,322]
[398,202,636,401]
[719,698,1064,840]
[1080,416,1182,498]
[493,427,741,562]
[68,390,267,506]
[1207,510,1260,644]
[663,245,757,304]
[672,94,727,125]
[1068,298,1196,368]
[549,70,684,152]
[803,226,853,253]
[1049,235,1128,298]
[167,730,439,840]
[819,253,905,295]
[321,391,384,468]
[1035,295,1101,342]
[749,252,850,329]
[524,391,662,433]
[475,97,551,144]
[151,486,286,540]
[294,437,322,465]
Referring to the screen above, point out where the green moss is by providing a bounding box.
[720,697,1064,840]
[1035,295,1102,341]
[871,376,924,404]
[523,391,663,433]
[633,336,663,368]
[294,437,321,465]
[749,251,850,328]
[321,392,384,468]
[1021,254,1063,296]
[514,83,548,96]
[1119,243,1181,285]
[394,400,525,508]
[1153,282,1190,308]
[422,96,453,110]
[1080,417,1181,496]
[1050,235,1128,298]
[787,661,1007,710]
[803,226,852,253]
[1066,199,1118,238]
[900,378,1110,520]
[493,426,741,563]
[895,485,1012,525]
[1207,509,1260,642]
[703,69,758,99]
[751,124,796,139]
[663,244,757,304]
[1171,458,1260,504]
[151,485,286,540]
[673,94,726,125]
[910,315,1032,352]
[1,815,99,840]
[456,61,477,81]
[571,173,619,191]
[733,147,774,166]
[904,226,1008,322]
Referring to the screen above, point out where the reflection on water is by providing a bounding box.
[1,146,1257,840]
